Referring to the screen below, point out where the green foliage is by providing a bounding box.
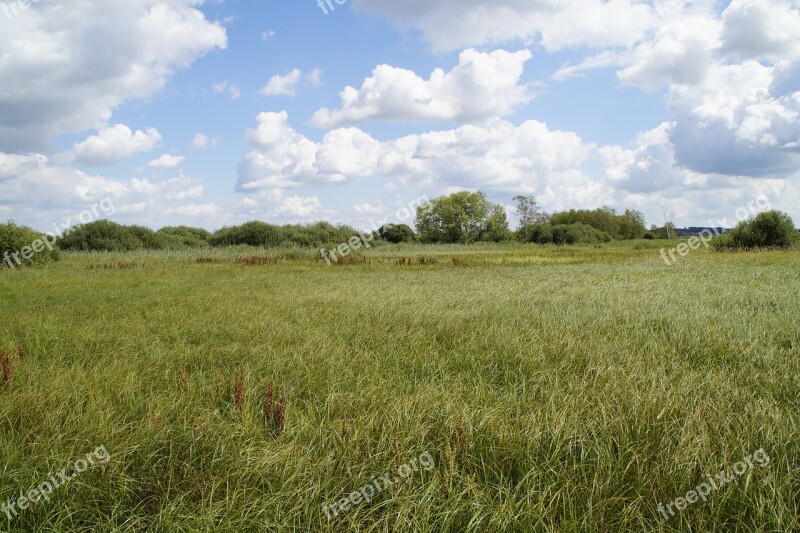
[722,210,797,249]
[0,221,60,267]
[157,226,212,249]
[210,221,362,248]
[379,224,416,244]
[525,223,612,245]
[415,191,510,243]
[58,220,146,252]
[513,195,550,241]
[550,208,646,239]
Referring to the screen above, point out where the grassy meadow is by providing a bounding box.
[1,241,799,531]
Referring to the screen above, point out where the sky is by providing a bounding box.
[0,0,798,233]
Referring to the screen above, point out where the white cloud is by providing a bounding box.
[237,112,594,208]
[311,49,533,128]
[189,133,219,151]
[165,203,220,217]
[262,29,276,41]
[352,0,654,53]
[721,0,800,62]
[212,81,241,99]
[147,153,186,169]
[70,125,162,166]
[0,0,227,152]
[261,69,303,96]
[277,196,323,217]
[308,68,323,87]
[618,15,722,91]
[666,61,800,176]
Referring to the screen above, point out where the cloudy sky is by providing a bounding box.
[1,0,798,232]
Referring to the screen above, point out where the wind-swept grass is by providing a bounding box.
[0,242,798,531]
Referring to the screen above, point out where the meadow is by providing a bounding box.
[0,241,798,532]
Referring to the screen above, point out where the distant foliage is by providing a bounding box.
[715,211,797,250]
[549,208,646,240]
[415,191,510,244]
[524,223,612,245]
[210,221,362,248]
[0,221,60,267]
[157,226,212,249]
[58,220,151,252]
[379,224,416,244]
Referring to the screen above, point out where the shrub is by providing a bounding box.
[379,224,416,244]
[210,222,287,248]
[58,220,144,252]
[0,221,60,268]
[725,211,797,249]
[157,226,211,249]
[525,223,612,245]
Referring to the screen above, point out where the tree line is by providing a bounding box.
[1,191,797,267]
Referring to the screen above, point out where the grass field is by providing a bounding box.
[1,241,798,531]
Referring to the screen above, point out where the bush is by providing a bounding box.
[379,224,416,244]
[210,222,288,248]
[724,211,797,249]
[0,221,60,268]
[210,221,363,249]
[157,226,211,249]
[58,220,145,252]
[525,223,612,245]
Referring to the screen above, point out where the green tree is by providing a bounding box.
[379,224,416,244]
[415,191,509,244]
[513,195,549,241]
[728,211,797,249]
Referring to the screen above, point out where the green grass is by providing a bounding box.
[1,241,798,531]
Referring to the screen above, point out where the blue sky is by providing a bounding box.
[1,0,798,232]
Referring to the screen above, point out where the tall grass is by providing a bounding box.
[0,242,797,531]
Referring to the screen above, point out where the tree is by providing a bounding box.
[513,195,549,241]
[727,211,797,249]
[379,224,416,244]
[415,191,509,244]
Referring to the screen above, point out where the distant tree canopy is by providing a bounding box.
[379,224,416,244]
[718,211,797,249]
[549,208,646,240]
[415,191,510,244]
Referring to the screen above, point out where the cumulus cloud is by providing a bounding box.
[666,61,800,177]
[721,0,800,62]
[261,69,303,96]
[277,196,323,217]
[353,0,654,52]
[618,15,722,91]
[0,152,212,228]
[310,49,533,128]
[237,111,595,210]
[0,0,227,152]
[69,125,162,166]
[147,154,186,169]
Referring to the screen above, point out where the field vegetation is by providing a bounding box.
[1,241,799,531]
